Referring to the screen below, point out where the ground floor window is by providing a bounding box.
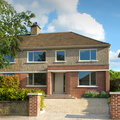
[28,73,46,85]
[2,73,15,76]
[79,72,96,86]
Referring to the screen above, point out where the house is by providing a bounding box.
[0,23,110,98]
[118,53,120,58]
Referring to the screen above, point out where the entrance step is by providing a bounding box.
[45,94,76,99]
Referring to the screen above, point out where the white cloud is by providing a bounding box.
[6,0,105,41]
[110,50,120,70]
[46,13,105,41]
[15,4,25,12]
[5,0,13,4]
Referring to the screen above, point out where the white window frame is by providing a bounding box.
[27,73,47,87]
[79,49,97,62]
[27,51,47,63]
[55,50,66,62]
[78,72,97,87]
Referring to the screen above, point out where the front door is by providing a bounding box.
[55,73,64,94]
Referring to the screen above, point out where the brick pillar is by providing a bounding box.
[47,72,52,95]
[106,71,110,92]
[28,93,42,116]
[110,92,120,119]
[65,72,71,94]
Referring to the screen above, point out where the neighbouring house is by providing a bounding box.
[118,52,120,58]
[0,23,110,98]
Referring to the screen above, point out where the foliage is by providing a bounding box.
[110,70,120,80]
[110,70,120,91]
[0,75,19,88]
[0,88,45,110]
[0,0,35,69]
[84,91,109,98]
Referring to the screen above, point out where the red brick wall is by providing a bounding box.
[110,93,120,119]
[15,73,47,93]
[66,71,107,98]
[47,72,52,95]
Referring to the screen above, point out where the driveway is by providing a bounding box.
[0,98,110,120]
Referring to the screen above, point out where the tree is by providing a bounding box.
[0,0,35,69]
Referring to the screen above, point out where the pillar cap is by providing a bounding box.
[110,92,120,94]
[28,93,42,96]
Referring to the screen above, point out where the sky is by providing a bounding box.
[6,0,120,71]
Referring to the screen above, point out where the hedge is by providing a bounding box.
[0,88,45,110]
[84,91,109,98]
[0,75,19,88]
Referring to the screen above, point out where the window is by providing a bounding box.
[80,50,96,61]
[28,73,46,86]
[28,51,46,62]
[79,72,96,86]
[56,51,65,61]
[5,56,15,63]
[2,73,15,76]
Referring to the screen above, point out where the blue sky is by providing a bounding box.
[6,0,120,71]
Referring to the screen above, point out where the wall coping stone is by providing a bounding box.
[28,93,42,96]
[110,92,120,94]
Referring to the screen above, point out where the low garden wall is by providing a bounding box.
[0,93,42,116]
[110,92,120,119]
[0,101,29,116]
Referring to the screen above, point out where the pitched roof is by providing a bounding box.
[19,32,110,50]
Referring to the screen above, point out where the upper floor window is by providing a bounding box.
[28,51,46,62]
[6,56,15,63]
[79,49,96,61]
[56,51,66,61]
[79,72,96,86]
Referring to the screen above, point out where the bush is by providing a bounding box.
[0,88,45,110]
[84,91,109,98]
[0,75,19,88]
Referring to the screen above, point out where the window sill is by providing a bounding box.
[26,85,47,87]
[26,61,47,64]
[77,85,98,88]
[10,62,16,64]
[78,60,98,62]
[54,61,66,63]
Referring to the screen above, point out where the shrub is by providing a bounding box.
[0,88,45,110]
[84,91,109,98]
[0,75,19,88]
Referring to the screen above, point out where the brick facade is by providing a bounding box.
[47,65,109,98]
[65,71,107,98]
[13,65,109,98]
[110,92,120,119]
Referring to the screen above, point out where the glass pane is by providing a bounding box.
[91,72,96,85]
[6,56,14,62]
[79,72,90,85]
[91,50,96,60]
[28,52,33,61]
[80,50,90,60]
[34,73,46,85]
[34,52,45,61]
[57,51,65,61]
[29,73,33,85]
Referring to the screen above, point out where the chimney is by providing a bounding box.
[31,22,41,35]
